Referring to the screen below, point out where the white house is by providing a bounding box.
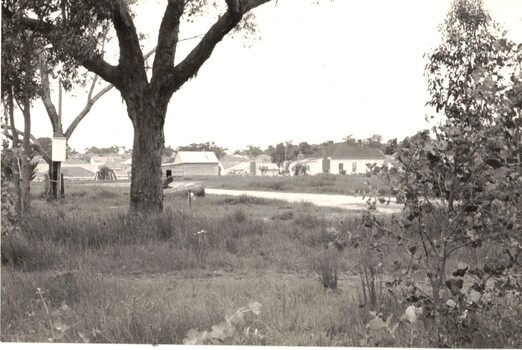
[225,161,279,176]
[290,143,386,175]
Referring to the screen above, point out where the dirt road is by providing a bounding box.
[86,181,401,213]
[205,188,401,214]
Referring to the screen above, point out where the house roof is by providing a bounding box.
[220,154,250,170]
[63,159,90,165]
[90,155,124,163]
[174,151,219,164]
[102,161,130,169]
[309,143,384,160]
[61,167,94,177]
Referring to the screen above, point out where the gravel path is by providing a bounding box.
[205,188,401,214]
[84,181,402,213]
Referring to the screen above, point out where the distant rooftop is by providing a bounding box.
[309,143,384,160]
[174,151,219,164]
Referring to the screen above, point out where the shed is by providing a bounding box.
[162,151,221,177]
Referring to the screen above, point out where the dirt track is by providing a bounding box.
[205,188,401,214]
[87,181,402,213]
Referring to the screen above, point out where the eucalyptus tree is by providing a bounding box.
[1,2,44,215]
[2,0,274,213]
[364,0,521,345]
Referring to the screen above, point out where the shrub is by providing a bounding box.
[312,248,339,290]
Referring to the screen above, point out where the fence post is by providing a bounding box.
[188,190,192,208]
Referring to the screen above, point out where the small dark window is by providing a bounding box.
[166,170,172,177]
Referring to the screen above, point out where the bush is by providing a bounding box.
[312,248,339,289]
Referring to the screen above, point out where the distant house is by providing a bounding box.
[220,154,250,170]
[90,154,123,167]
[290,143,385,175]
[161,151,222,177]
[225,160,279,176]
[121,156,132,165]
[61,167,95,181]
[102,161,131,180]
[33,158,97,181]
[223,153,279,176]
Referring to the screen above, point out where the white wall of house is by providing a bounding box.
[307,159,324,175]
[291,158,385,175]
[330,158,385,175]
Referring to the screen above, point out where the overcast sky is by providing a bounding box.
[15,0,522,153]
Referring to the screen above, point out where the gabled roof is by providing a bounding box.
[220,154,250,170]
[103,161,130,169]
[61,167,94,177]
[309,143,384,160]
[63,159,90,165]
[174,151,219,164]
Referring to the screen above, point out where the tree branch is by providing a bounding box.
[38,53,61,133]
[151,0,184,85]
[445,227,522,257]
[164,0,271,94]
[64,46,158,139]
[111,0,147,85]
[2,5,121,87]
[1,124,52,164]
[64,83,114,140]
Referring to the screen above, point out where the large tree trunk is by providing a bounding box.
[128,94,167,213]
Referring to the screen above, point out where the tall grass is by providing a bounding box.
[2,185,519,347]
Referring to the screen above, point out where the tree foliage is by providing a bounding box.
[364,0,521,346]
[2,0,274,212]
[270,142,286,167]
[177,142,227,159]
[85,145,120,155]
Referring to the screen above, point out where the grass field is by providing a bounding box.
[2,183,521,347]
[184,173,391,196]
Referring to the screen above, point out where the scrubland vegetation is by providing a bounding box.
[2,0,521,346]
[2,183,520,347]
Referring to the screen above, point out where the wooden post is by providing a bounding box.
[60,173,65,199]
[44,173,50,195]
[56,162,62,200]
[188,190,192,208]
